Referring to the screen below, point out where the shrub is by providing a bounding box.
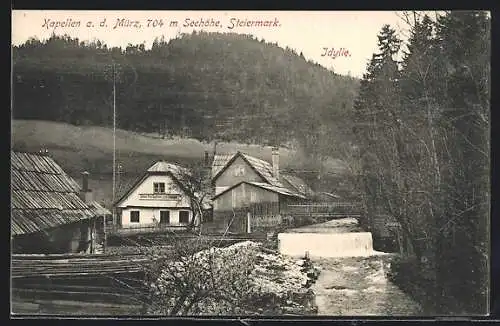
[387,256,435,314]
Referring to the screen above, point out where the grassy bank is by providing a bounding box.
[11,120,304,174]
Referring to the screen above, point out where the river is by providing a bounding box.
[311,254,422,316]
[280,218,422,316]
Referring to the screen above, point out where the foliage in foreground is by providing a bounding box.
[143,240,319,316]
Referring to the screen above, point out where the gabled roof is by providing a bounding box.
[147,161,191,176]
[87,200,112,216]
[11,151,96,236]
[211,152,284,188]
[316,191,341,200]
[247,182,307,199]
[211,153,236,179]
[212,181,306,200]
[114,161,192,207]
[280,174,314,198]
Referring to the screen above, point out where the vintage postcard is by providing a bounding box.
[10,10,491,317]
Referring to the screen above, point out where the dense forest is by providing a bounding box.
[353,11,489,314]
[12,32,359,156]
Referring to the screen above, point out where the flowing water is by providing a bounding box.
[311,256,421,316]
[278,218,422,316]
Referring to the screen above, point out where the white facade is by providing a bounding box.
[116,173,193,228]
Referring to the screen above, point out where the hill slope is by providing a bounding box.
[12,32,359,153]
[12,120,348,207]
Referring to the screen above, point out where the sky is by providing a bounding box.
[11,10,424,78]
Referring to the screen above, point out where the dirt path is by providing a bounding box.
[311,255,422,316]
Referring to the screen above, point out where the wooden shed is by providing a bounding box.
[11,151,109,254]
[206,181,306,234]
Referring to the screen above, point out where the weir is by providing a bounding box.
[277,218,385,258]
[278,232,377,258]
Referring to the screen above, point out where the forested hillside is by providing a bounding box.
[12,32,359,155]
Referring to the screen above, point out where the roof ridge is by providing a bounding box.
[214,151,238,155]
[241,152,270,162]
[11,150,52,157]
[12,188,80,192]
[11,168,65,174]
[245,181,306,198]
[11,208,93,211]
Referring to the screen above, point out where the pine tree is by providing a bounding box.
[353,25,403,239]
[431,10,490,314]
[400,15,438,101]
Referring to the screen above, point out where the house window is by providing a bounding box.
[231,189,239,208]
[250,191,257,203]
[160,211,170,224]
[179,210,190,224]
[233,164,245,177]
[130,211,140,223]
[154,182,165,193]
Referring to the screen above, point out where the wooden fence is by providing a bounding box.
[108,224,190,237]
[286,202,362,218]
[203,201,362,235]
[252,214,282,228]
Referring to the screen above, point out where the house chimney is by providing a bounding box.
[271,147,279,179]
[204,150,209,167]
[82,171,89,192]
[80,171,93,203]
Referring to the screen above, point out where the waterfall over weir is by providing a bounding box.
[278,232,377,258]
[277,218,385,258]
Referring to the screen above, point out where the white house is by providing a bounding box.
[114,161,196,230]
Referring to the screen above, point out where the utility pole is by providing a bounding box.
[106,61,117,254]
[103,212,107,254]
[112,62,116,206]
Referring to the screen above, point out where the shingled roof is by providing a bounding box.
[211,151,314,199]
[211,152,284,188]
[280,174,314,198]
[212,181,307,200]
[114,160,193,207]
[147,161,191,177]
[11,151,96,236]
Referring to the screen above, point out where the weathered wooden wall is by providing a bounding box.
[12,218,100,254]
[214,156,265,195]
[213,183,279,211]
[202,202,281,234]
